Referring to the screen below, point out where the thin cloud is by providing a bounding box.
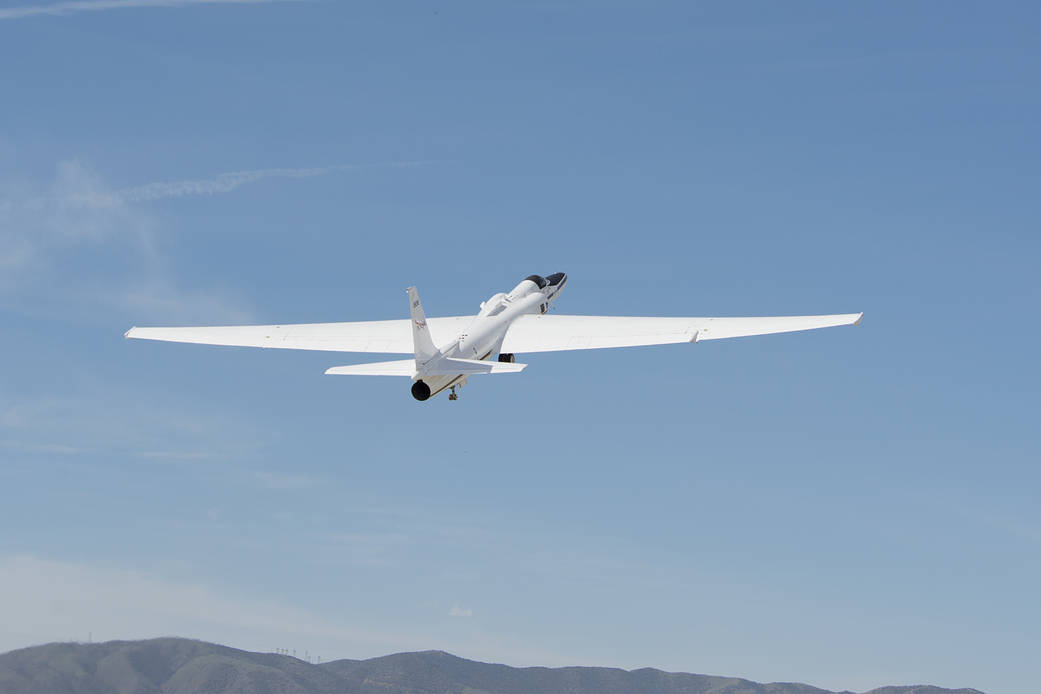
[0,554,572,667]
[0,391,262,467]
[0,554,418,657]
[27,161,425,209]
[0,0,300,21]
[448,605,473,618]
[0,159,423,320]
[1,440,86,455]
[1,160,154,273]
[113,279,256,324]
[118,166,357,203]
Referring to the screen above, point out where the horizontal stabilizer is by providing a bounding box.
[325,359,416,376]
[425,358,527,375]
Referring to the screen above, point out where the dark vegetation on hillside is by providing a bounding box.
[0,638,985,694]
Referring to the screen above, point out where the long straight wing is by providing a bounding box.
[125,316,475,354]
[126,312,861,355]
[500,313,862,354]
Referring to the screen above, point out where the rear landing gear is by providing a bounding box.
[448,385,458,401]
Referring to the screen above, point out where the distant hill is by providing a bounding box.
[0,637,985,694]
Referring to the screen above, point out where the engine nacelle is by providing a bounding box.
[411,380,431,401]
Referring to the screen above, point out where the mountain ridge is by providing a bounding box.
[0,637,985,694]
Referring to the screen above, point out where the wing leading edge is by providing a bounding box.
[499,313,863,354]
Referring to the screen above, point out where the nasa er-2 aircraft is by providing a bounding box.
[126,273,862,401]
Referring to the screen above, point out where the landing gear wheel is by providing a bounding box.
[448,386,459,401]
[498,353,515,363]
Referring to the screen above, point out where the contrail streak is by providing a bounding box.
[38,161,425,208]
[117,163,421,203]
[0,0,300,21]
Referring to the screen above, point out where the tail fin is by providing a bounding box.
[406,286,439,367]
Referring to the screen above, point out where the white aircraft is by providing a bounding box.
[126,273,862,401]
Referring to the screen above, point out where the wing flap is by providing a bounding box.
[500,313,862,353]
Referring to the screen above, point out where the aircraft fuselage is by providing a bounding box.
[411,273,566,400]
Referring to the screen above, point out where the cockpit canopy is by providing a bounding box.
[523,274,548,289]
[486,273,566,313]
[507,274,546,300]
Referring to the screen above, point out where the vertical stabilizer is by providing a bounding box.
[406,286,440,367]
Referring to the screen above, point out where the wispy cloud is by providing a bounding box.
[0,391,261,465]
[1,159,421,321]
[448,605,473,618]
[0,440,86,455]
[0,551,587,668]
[44,162,424,208]
[0,554,578,667]
[1,160,154,273]
[0,554,421,658]
[0,0,300,22]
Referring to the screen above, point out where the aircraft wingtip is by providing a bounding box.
[124,327,135,339]
[854,312,864,326]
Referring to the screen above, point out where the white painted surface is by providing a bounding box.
[126,274,860,398]
[125,316,472,354]
[500,313,864,353]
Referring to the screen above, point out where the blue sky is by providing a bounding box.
[1,1,1039,692]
